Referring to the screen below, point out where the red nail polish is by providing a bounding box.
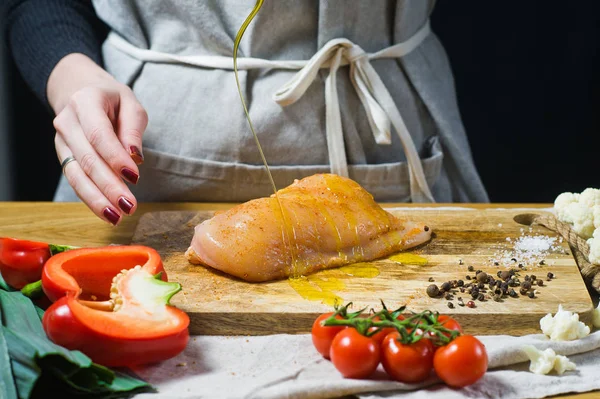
[118,197,134,214]
[103,207,120,225]
[130,146,144,165]
[121,168,139,184]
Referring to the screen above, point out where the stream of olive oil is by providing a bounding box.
[233,0,300,277]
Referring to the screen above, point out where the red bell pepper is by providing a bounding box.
[41,245,190,367]
[0,237,74,290]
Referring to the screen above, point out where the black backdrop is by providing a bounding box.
[4,1,599,203]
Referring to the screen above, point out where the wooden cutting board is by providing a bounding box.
[131,208,594,336]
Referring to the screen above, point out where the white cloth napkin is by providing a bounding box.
[130,330,600,399]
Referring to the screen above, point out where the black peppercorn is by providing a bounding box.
[528,291,535,298]
[531,275,537,281]
[509,289,518,298]
[494,262,499,266]
[547,272,554,279]
[476,272,488,283]
[466,275,471,280]
[537,280,544,286]
[478,282,485,289]
[426,284,440,298]
[447,302,454,309]
[539,260,546,265]
[471,292,479,300]
[497,271,503,278]
[511,257,517,263]
[524,275,531,281]
[494,288,502,296]
[522,281,532,290]
[478,293,485,301]
[441,281,451,291]
[468,265,474,272]
[428,277,435,282]
[457,280,464,287]
[445,293,452,300]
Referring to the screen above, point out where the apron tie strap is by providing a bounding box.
[106,21,434,202]
[273,21,434,202]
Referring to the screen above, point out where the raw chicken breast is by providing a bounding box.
[186,174,432,282]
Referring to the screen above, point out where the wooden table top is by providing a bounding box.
[0,201,596,399]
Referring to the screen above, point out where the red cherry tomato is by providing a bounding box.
[311,312,346,359]
[437,315,462,336]
[330,328,380,379]
[433,335,488,388]
[381,331,434,383]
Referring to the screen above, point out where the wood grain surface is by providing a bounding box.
[130,207,594,336]
[0,202,595,399]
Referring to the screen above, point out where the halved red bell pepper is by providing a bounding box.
[41,245,190,367]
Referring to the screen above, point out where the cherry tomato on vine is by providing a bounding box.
[437,315,462,336]
[330,328,380,379]
[311,312,346,359]
[433,335,488,388]
[381,331,434,383]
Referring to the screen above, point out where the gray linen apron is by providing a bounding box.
[54,0,489,203]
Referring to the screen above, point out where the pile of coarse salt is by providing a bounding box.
[489,229,564,268]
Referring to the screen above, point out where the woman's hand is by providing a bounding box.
[48,53,147,225]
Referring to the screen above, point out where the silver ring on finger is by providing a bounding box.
[60,155,77,174]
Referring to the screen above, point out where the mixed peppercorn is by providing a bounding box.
[426,262,556,309]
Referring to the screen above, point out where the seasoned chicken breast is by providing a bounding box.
[186,174,432,282]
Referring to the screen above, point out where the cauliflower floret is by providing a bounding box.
[540,304,590,341]
[579,188,600,208]
[594,205,600,230]
[522,345,576,375]
[554,192,580,222]
[563,202,595,239]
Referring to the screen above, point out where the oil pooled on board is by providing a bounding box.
[233,0,301,277]
[288,263,380,306]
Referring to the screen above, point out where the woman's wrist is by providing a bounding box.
[46,53,115,114]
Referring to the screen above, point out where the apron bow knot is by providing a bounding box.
[273,21,434,202]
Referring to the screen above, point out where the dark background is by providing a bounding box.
[2,1,599,203]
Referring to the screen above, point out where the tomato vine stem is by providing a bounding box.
[322,301,461,345]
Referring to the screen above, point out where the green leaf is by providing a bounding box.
[0,319,18,399]
[0,289,152,398]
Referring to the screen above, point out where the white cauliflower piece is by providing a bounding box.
[522,345,576,375]
[594,205,600,230]
[579,188,600,208]
[540,304,590,341]
[522,345,555,374]
[564,202,595,239]
[553,354,577,374]
[554,192,580,222]
[589,229,600,265]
